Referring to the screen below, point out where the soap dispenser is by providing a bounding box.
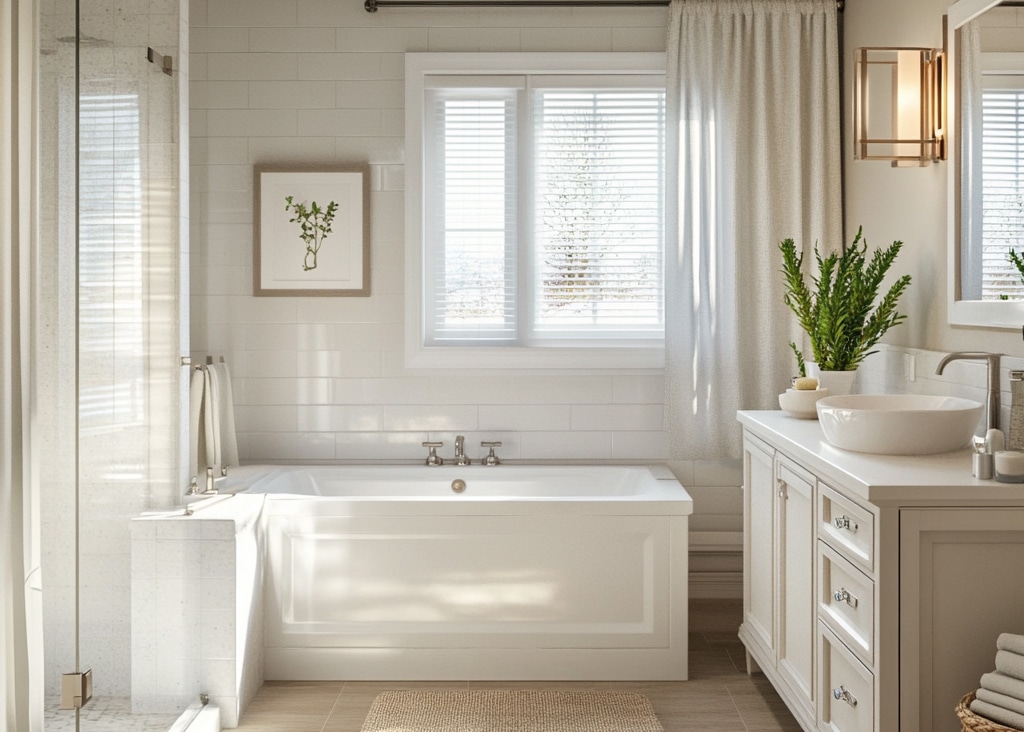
[1009,370,1024,450]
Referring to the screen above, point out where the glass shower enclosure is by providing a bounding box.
[37,0,189,727]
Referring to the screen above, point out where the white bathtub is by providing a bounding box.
[249,464,692,681]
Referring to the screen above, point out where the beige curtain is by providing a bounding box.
[664,0,843,459]
[1,0,43,729]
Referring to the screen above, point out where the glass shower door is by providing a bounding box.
[38,0,187,727]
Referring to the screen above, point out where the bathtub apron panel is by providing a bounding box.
[262,500,689,679]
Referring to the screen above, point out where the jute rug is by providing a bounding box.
[359,690,664,732]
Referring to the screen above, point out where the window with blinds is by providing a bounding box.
[422,72,665,348]
[982,85,1024,300]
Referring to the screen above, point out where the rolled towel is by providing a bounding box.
[982,672,1024,702]
[969,697,1024,730]
[997,651,1024,683]
[978,688,1024,718]
[1000,634,1024,657]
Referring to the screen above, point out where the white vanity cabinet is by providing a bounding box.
[738,411,1024,732]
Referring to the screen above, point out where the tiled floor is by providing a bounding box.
[234,599,802,732]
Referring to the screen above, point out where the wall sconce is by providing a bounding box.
[854,47,946,166]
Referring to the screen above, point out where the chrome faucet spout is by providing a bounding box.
[454,435,470,465]
[935,351,1002,433]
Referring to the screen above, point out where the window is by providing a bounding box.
[406,53,667,369]
[979,56,1024,301]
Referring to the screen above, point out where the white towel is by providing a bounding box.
[970,698,1024,730]
[190,366,220,481]
[978,688,1024,717]
[997,650,1024,683]
[1000,634,1024,657]
[206,364,223,470]
[188,367,205,479]
[211,361,239,468]
[983,672,1024,702]
[202,366,218,471]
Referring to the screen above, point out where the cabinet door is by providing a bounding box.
[777,456,816,713]
[743,434,776,659]
[900,508,1024,732]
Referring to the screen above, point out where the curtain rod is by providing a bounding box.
[366,0,843,11]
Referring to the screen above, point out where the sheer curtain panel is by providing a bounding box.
[664,0,842,459]
[1,0,43,730]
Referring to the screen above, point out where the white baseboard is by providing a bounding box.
[689,570,743,599]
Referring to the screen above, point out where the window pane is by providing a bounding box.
[425,91,517,343]
[982,87,1024,300]
[533,88,665,334]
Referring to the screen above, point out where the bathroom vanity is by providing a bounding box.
[738,411,1024,732]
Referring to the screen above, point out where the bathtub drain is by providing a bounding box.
[451,479,466,493]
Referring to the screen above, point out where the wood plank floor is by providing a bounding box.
[234,599,802,732]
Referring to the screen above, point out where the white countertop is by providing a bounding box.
[738,410,1024,507]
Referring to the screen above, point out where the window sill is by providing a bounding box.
[404,344,665,371]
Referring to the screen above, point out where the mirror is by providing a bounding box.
[949,0,1024,327]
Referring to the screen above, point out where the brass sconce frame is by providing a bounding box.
[854,46,947,166]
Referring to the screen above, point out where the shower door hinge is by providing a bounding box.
[60,669,93,710]
[146,47,173,76]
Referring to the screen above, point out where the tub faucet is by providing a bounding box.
[935,351,1002,433]
[454,435,471,466]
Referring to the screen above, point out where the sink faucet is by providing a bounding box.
[454,435,471,466]
[935,352,1001,433]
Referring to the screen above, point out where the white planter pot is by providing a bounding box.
[806,363,857,396]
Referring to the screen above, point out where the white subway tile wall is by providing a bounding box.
[189,0,674,469]
[189,6,1017,551]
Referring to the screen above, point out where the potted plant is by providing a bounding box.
[780,227,912,394]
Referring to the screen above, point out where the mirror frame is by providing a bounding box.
[948,0,1024,328]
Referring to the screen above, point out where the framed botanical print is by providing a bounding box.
[253,164,370,297]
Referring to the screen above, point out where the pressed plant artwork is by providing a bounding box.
[285,195,339,272]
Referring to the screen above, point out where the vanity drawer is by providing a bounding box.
[818,540,874,666]
[819,483,874,573]
[818,623,875,732]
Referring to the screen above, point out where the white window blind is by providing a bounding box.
[533,84,664,336]
[422,72,665,348]
[425,83,520,344]
[982,85,1024,300]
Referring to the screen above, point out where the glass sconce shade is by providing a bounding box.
[854,47,946,166]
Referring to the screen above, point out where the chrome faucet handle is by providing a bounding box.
[481,441,502,466]
[422,441,444,466]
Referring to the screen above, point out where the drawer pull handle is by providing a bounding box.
[833,515,858,531]
[833,685,858,707]
[832,588,859,608]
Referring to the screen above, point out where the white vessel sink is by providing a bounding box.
[816,394,984,455]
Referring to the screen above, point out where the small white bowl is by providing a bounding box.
[779,387,830,419]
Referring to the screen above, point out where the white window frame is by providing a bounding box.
[405,52,667,370]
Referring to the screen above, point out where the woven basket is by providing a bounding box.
[957,693,1024,732]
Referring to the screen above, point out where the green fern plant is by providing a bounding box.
[780,227,912,372]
